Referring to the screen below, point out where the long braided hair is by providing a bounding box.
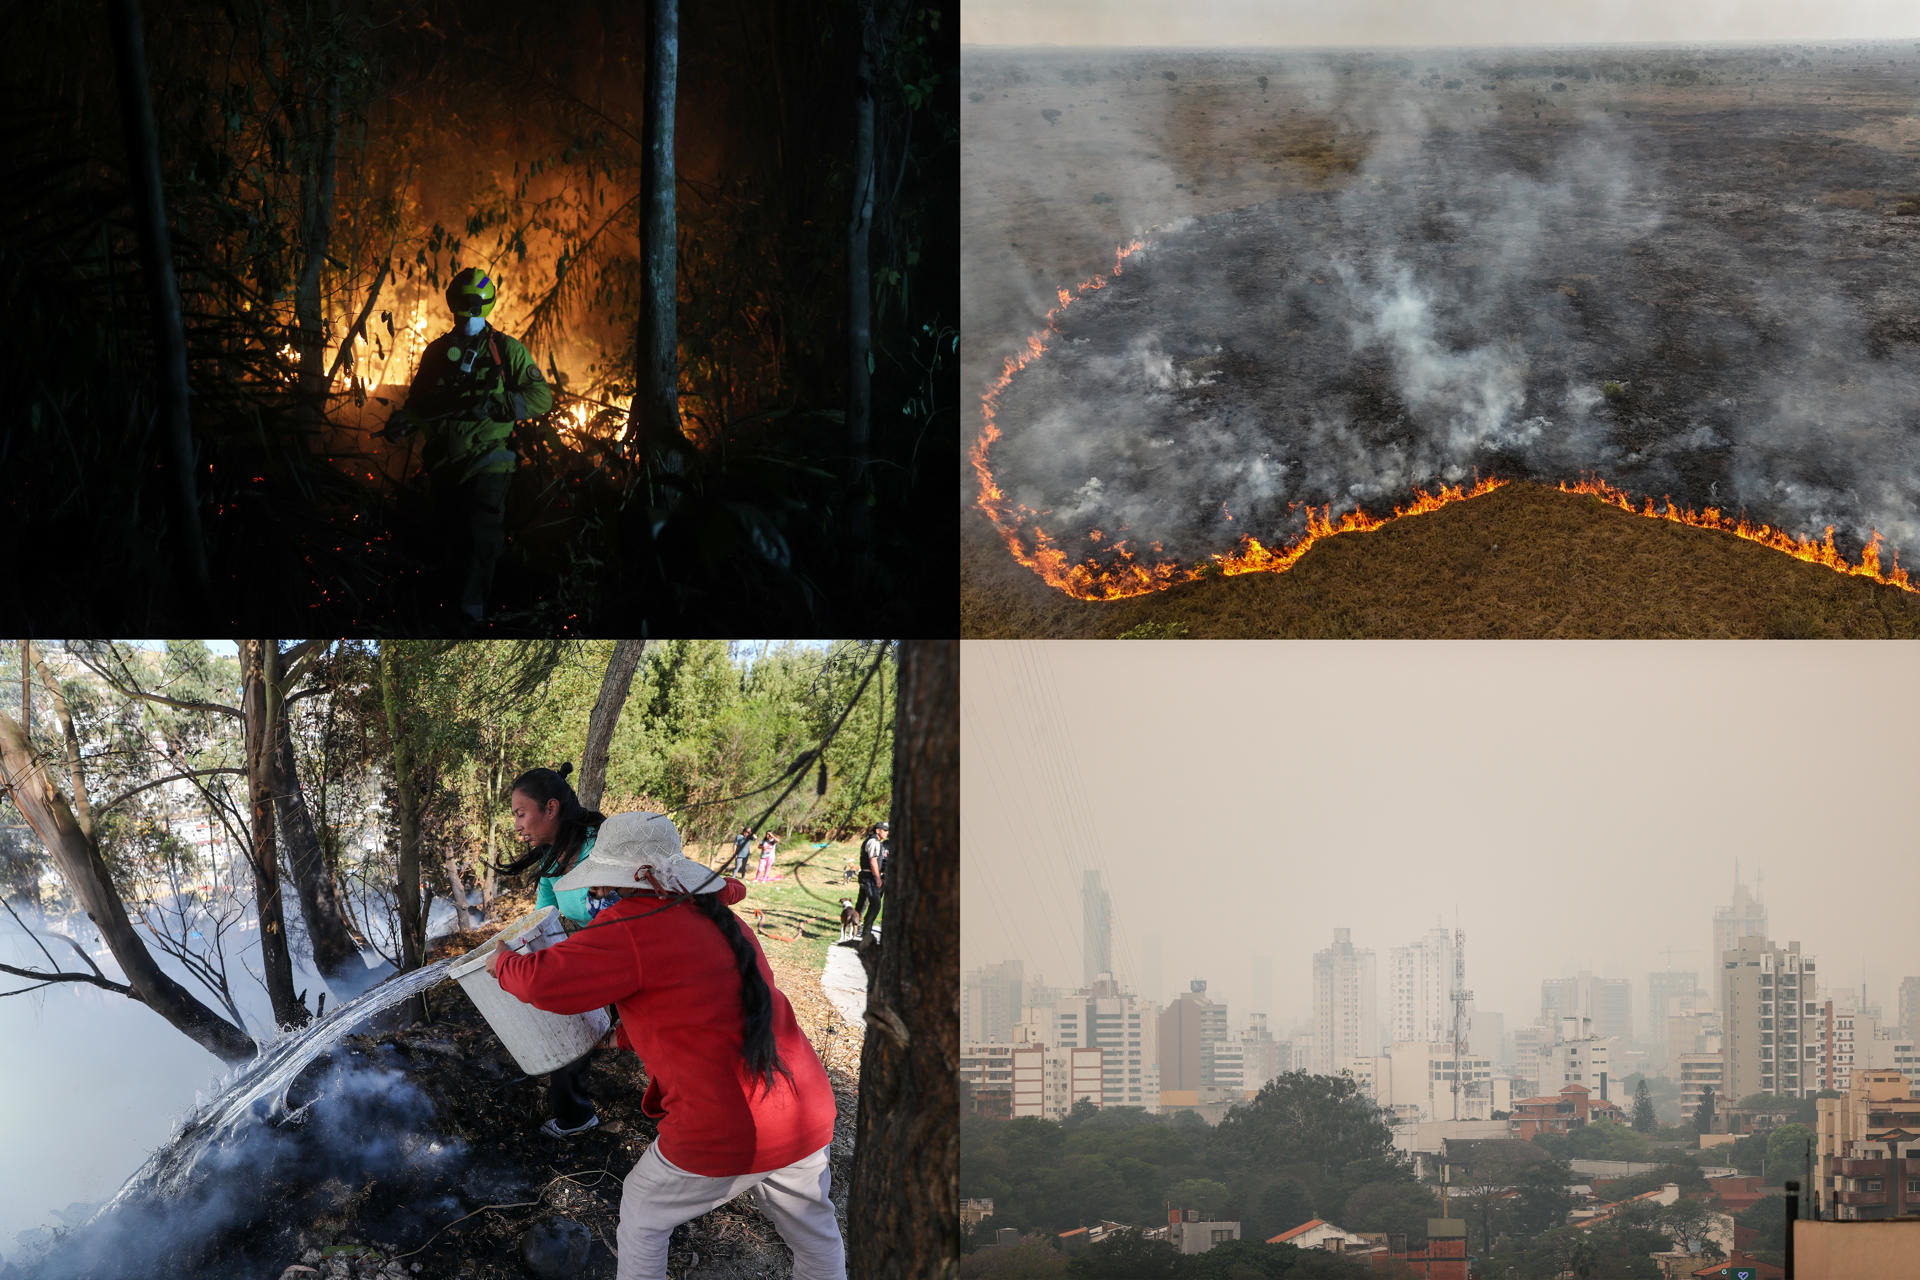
[494,764,604,879]
[690,889,796,1096]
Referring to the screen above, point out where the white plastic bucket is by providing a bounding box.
[447,906,611,1075]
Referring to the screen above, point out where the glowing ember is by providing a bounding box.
[973,236,1920,603]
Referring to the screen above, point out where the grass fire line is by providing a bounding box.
[972,234,1919,603]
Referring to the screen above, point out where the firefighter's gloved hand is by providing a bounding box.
[378,411,420,441]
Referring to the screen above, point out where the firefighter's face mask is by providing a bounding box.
[458,315,486,337]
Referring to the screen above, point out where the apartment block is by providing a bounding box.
[1814,1069,1920,1220]
[1390,927,1458,1044]
[1679,1051,1725,1124]
[1712,874,1767,1010]
[1721,936,1820,1099]
[1050,976,1161,1111]
[1082,870,1110,989]
[1313,928,1378,1074]
[962,959,1024,1045]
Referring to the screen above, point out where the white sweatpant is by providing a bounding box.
[615,1141,846,1280]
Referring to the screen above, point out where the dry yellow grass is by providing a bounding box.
[961,481,1920,638]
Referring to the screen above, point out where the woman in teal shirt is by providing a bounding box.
[501,762,607,1135]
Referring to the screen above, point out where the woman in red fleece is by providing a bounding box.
[489,811,844,1280]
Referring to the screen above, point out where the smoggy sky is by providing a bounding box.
[961,641,1920,1038]
[962,0,1920,47]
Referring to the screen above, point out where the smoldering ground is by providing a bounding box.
[12,1048,467,1280]
[980,46,1920,579]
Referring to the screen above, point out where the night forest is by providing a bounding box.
[4,0,958,633]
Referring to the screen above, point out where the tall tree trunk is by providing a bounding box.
[577,639,646,811]
[846,3,876,488]
[849,640,957,1280]
[272,709,360,982]
[380,643,426,971]
[295,0,343,414]
[625,0,680,455]
[0,711,256,1064]
[107,0,210,606]
[242,641,308,1028]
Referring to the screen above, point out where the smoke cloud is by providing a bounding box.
[972,45,1920,574]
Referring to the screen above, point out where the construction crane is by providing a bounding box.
[1451,927,1474,1121]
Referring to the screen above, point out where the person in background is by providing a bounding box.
[730,826,755,878]
[755,831,779,882]
[854,820,887,941]
[488,812,845,1280]
[495,762,607,1136]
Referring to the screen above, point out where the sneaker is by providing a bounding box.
[541,1114,600,1138]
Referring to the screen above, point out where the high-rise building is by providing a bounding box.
[1712,872,1768,1011]
[962,959,1025,1045]
[1540,973,1632,1044]
[1647,970,1699,1041]
[1722,936,1819,1099]
[1159,979,1230,1093]
[1142,933,1163,1008]
[1389,927,1457,1045]
[1082,870,1111,989]
[1471,1009,1507,1068]
[1050,976,1161,1111]
[1312,928,1378,1074]
[1239,1013,1289,1093]
[1539,1015,1614,1101]
[1251,954,1273,1020]
[1900,976,1920,1045]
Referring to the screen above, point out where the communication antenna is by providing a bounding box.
[1451,927,1474,1120]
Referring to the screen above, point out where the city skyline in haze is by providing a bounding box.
[961,642,1920,1041]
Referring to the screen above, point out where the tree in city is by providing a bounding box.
[1166,1178,1231,1218]
[1632,1078,1656,1132]
[1695,1085,1716,1133]
[1213,1072,1407,1189]
[958,1236,1069,1279]
[1764,1123,1814,1187]
[1342,1179,1439,1244]
[1659,1196,1718,1256]
[1734,1194,1786,1265]
[1064,1232,1179,1280]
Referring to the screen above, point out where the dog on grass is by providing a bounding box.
[839,899,860,941]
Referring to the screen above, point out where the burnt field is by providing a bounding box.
[969,43,1920,606]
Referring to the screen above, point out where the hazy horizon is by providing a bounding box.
[963,1,1920,49]
[962,642,1920,1049]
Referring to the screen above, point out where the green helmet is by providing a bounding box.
[446,267,498,319]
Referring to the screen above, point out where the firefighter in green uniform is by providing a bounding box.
[387,266,553,620]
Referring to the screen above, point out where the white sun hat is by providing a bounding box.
[552,811,728,897]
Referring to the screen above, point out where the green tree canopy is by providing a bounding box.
[1213,1073,1406,1186]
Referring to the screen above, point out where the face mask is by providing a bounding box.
[458,315,486,337]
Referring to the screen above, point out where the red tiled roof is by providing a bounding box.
[1267,1218,1329,1244]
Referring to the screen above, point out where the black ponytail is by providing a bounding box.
[496,763,605,879]
[693,891,796,1097]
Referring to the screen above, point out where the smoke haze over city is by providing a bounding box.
[961,640,1919,1034]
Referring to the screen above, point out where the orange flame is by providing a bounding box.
[1557,475,1915,594]
[973,236,1920,603]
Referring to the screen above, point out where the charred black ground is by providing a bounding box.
[989,45,1920,579]
[16,942,860,1280]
